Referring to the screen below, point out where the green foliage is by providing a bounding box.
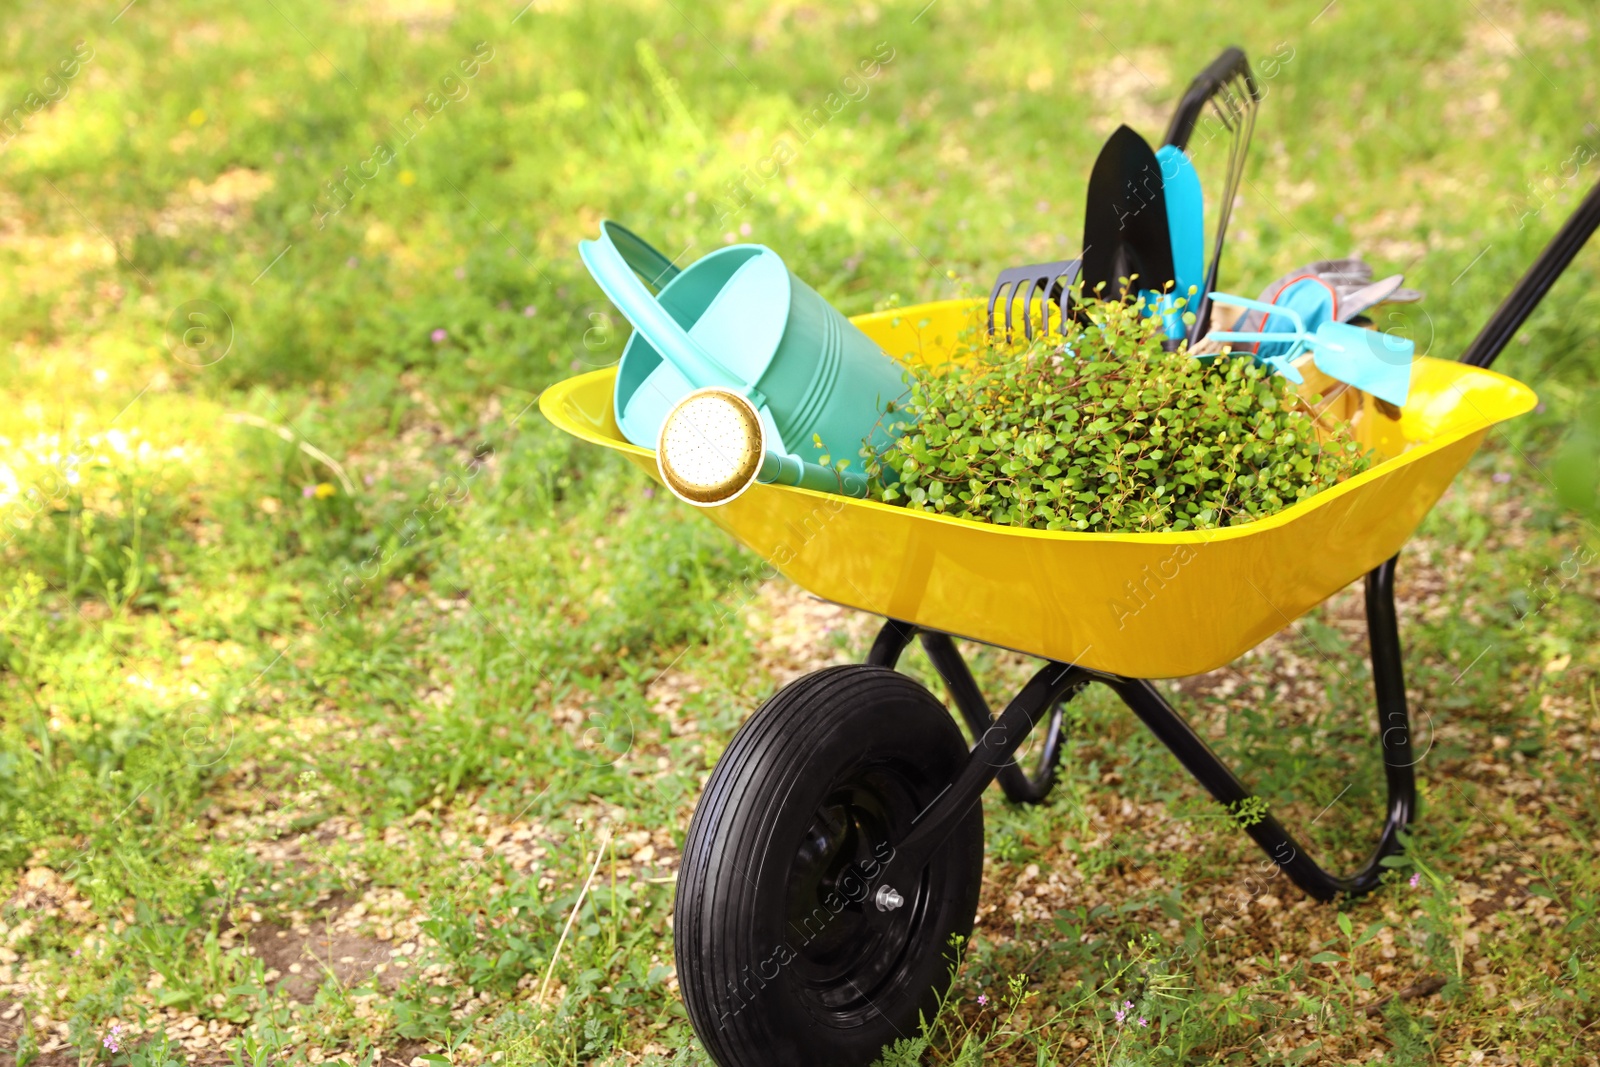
[1552,394,1600,523]
[1227,795,1270,828]
[124,1032,186,1067]
[865,293,1371,532]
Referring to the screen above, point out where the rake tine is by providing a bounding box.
[986,261,1083,342]
[1027,276,1043,341]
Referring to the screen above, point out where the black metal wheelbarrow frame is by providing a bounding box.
[861,557,1410,904]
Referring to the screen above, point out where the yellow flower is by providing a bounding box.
[398,169,417,186]
[313,482,336,499]
[188,108,207,127]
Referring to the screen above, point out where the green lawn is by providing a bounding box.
[2,0,1599,1064]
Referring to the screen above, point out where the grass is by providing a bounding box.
[1,0,1599,1063]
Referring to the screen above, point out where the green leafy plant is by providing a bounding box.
[863,292,1372,532]
[1227,795,1270,828]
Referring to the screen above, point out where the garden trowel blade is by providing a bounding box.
[1081,125,1177,302]
[1312,321,1414,406]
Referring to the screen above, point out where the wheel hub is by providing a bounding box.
[783,771,928,1014]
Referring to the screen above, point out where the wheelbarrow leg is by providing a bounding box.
[865,620,1076,804]
[865,617,919,668]
[1103,555,1417,900]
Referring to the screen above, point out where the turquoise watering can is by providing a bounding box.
[579,222,905,502]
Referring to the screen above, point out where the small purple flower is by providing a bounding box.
[454,266,467,280]
[1409,872,1421,888]
[1535,402,1546,414]
[1138,1018,1148,1028]
[739,222,752,237]
[523,305,537,317]
[1114,999,1132,1025]
[643,486,656,499]
[1492,471,1511,484]
[976,993,988,1006]
[301,485,315,498]
[431,328,448,344]
[104,1024,123,1053]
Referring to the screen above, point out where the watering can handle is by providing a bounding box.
[601,221,682,293]
[578,221,736,391]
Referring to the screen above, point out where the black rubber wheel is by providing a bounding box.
[675,665,983,1067]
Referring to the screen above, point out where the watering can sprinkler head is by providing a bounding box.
[657,388,767,507]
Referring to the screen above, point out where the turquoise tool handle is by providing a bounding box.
[1206,291,1310,340]
[579,221,736,391]
[758,451,868,497]
[1207,329,1313,346]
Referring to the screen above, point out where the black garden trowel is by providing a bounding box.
[1080,123,1177,303]
[985,124,1177,343]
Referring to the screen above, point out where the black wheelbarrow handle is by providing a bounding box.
[1461,173,1600,369]
[1161,45,1261,154]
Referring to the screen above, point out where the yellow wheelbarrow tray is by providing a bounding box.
[540,296,1536,679]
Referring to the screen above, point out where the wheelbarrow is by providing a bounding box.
[539,92,1599,1067]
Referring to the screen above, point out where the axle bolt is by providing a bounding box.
[874,885,905,912]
